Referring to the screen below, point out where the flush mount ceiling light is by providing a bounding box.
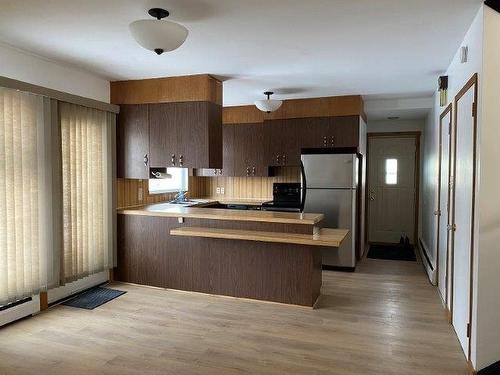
[129,8,188,55]
[254,91,283,113]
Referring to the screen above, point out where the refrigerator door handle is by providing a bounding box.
[300,160,307,212]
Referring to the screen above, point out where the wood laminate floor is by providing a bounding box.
[0,259,466,375]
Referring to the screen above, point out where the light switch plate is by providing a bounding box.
[221,187,225,195]
[216,187,221,194]
[138,187,143,201]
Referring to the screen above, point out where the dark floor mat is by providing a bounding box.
[367,244,416,261]
[62,286,126,310]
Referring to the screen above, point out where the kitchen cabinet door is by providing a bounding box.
[263,119,284,166]
[332,116,360,148]
[282,118,305,166]
[221,124,234,176]
[232,123,265,177]
[117,104,150,179]
[149,102,222,169]
[244,122,265,176]
[301,117,332,149]
[175,102,207,169]
[149,103,177,168]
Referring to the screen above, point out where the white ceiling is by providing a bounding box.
[0,0,482,107]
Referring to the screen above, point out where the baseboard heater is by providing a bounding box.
[0,295,40,327]
[485,0,500,13]
[418,238,437,285]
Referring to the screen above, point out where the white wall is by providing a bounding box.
[420,5,500,371]
[421,6,484,277]
[474,6,500,371]
[0,42,110,102]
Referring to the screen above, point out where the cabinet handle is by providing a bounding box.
[331,136,335,146]
[214,169,218,175]
[282,154,286,165]
[171,154,176,166]
[323,136,327,146]
[143,154,149,167]
[179,155,184,167]
[252,166,256,176]
[275,154,280,164]
[246,167,250,176]
[219,169,223,176]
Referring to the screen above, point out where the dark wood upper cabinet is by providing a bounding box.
[149,103,177,168]
[262,116,360,170]
[221,124,234,176]
[264,118,308,167]
[263,120,284,167]
[117,104,150,179]
[233,123,265,177]
[331,115,360,148]
[148,101,222,169]
[301,116,360,149]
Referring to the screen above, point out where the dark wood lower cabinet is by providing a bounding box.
[116,214,322,306]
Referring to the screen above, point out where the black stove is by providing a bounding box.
[261,183,302,212]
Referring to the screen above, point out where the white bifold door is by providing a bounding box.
[451,75,478,358]
[437,106,452,305]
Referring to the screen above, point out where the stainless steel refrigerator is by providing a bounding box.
[300,150,358,270]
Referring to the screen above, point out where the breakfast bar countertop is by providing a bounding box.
[117,202,324,225]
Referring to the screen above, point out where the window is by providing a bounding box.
[385,159,398,185]
[0,88,54,306]
[149,168,189,194]
[60,102,114,282]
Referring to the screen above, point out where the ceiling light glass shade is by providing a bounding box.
[129,19,188,53]
[254,99,283,113]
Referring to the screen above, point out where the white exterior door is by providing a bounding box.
[368,136,417,244]
[452,80,477,357]
[437,107,452,304]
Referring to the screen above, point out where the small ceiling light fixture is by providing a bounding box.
[254,91,283,113]
[129,8,188,55]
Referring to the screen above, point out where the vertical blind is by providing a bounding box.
[0,88,52,306]
[60,103,114,282]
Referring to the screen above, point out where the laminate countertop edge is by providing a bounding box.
[117,204,324,225]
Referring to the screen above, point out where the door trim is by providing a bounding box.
[450,73,478,361]
[437,103,453,305]
[366,132,421,246]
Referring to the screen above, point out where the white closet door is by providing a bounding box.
[437,108,452,304]
[452,80,477,357]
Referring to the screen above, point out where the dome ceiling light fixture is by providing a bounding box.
[254,91,283,113]
[129,8,188,55]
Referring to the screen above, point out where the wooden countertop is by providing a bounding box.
[118,203,324,225]
[170,227,349,248]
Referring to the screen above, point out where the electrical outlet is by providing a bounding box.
[216,187,221,194]
[221,187,225,195]
[138,187,144,202]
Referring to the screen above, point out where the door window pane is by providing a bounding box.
[385,159,398,185]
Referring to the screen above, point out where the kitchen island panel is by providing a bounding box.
[116,214,323,306]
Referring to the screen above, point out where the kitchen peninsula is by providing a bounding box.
[116,203,348,307]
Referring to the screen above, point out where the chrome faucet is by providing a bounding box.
[173,190,188,203]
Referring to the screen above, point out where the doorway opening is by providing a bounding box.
[366,132,421,261]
